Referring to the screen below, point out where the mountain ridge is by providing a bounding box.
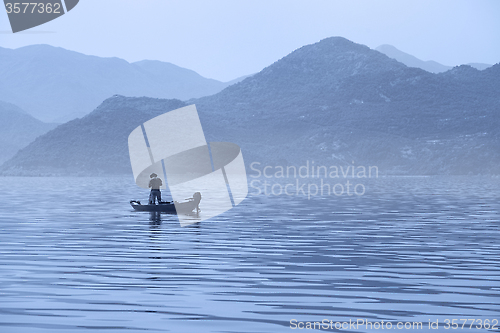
[0,100,56,165]
[2,37,499,176]
[0,45,248,122]
[376,44,493,73]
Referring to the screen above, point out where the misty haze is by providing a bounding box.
[0,2,499,331]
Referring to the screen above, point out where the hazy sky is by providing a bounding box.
[1,0,499,81]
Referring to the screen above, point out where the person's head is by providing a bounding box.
[150,173,157,178]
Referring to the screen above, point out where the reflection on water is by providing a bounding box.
[149,211,162,225]
[0,176,499,333]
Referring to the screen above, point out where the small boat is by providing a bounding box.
[130,192,201,214]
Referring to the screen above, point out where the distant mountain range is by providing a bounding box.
[376,44,492,73]
[1,37,499,176]
[0,45,249,122]
[0,100,56,165]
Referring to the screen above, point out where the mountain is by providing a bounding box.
[193,38,500,175]
[0,45,244,122]
[375,44,452,73]
[2,37,499,176]
[466,63,492,71]
[225,73,255,86]
[0,101,56,165]
[0,97,186,176]
[376,44,492,73]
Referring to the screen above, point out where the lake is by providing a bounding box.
[0,176,499,332]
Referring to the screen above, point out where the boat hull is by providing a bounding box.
[130,200,198,214]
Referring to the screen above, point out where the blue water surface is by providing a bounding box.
[0,176,499,332]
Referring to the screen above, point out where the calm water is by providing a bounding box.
[0,176,499,333]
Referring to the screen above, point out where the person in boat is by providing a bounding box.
[148,173,163,205]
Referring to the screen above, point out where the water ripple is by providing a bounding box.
[0,176,499,332]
